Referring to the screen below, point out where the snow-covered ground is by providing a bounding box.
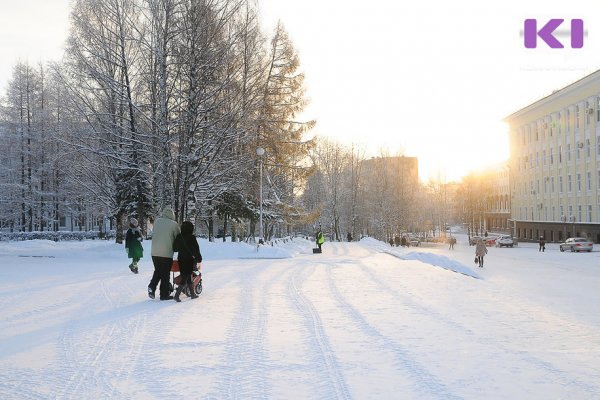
[1,234,599,399]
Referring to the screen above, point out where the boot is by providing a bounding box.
[188,283,198,299]
[174,285,183,302]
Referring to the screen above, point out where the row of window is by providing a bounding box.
[517,139,600,170]
[519,97,600,145]
[519,205,597,223]
[518,171,600,196]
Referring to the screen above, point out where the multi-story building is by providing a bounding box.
[505,69,600,243]
[482,163,511,233]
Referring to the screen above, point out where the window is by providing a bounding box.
[567,144,571,161]
[559,145,562,163]
[577,173,581,191]
[587,139,591,158]
[576,105,580,128]
[588,172,592,191]
[559,176,563,192]
[567,109,571,131]
[550,149,554,164]
[543,150,546,165]
[530,181,534,194]
[551,177,555,193]
[568,174,572,192]
[586,101,591,125]
[588,205,593,222]
[578,205,582,222]
[544,178,547,194]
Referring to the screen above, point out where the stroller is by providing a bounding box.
[171,260,203,297]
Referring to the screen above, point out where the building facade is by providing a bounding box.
[505,70,600,243]
[482,163,511,233]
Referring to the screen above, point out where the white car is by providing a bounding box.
[495,235,515,248]
[559,237,593,252]
[408,235,421,247]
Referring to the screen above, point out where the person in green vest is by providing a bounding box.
[316,228,325,251]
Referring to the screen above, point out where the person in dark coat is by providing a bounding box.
[125,218,143,274]
[173,221,202,302]
[539,236,546,252]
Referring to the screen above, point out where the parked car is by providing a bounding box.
[408,235,421,247]
[495,235,515,248]
[559,237,593,252]
[485,237,498,246]
[469,236,482,246]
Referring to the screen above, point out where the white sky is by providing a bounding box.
[2,0,600,181]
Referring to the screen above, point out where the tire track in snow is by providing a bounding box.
[359,255,600,397]
[325,263,463,400]
[209,261,275,399]
[54,276,149,399]
[288,264,351,400]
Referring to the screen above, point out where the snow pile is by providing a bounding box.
[360,236,481,279]
[204,237,312,259]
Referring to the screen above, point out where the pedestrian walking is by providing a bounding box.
[475,237,488,268]
[449,236,456,250]
[125,217,143,274]
[539,236,546,252]
[148,207,180,300]
[173,221,202,302]
[316,229,325,251]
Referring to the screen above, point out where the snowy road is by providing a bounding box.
[0,237,599,399]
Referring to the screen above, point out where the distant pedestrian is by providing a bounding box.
[347,232,353,242]
[125,218,143,274]
[449,236,456,250]
[148,207,180,300]
[316,229,325,251]
[475,237,488,267]
[394,235,401,247]
[539,236,546,252]
[173,221,202,302]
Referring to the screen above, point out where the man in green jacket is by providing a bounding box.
[148,207,180,300]
[316,229,325,251]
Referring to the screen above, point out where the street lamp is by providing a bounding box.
[256,147,265,244]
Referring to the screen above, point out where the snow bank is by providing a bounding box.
[360,237,481,279]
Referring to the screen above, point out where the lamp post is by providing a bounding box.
[256,147,265,244]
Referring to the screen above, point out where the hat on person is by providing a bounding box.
[130,218,139,227]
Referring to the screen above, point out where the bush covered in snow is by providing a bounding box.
[0,230,116,241]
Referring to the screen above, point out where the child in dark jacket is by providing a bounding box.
[173,221,202,302]
[125,218,143,274]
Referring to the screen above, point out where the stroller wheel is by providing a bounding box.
[195,282,203,295]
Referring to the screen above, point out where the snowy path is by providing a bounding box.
[0,237,599,399]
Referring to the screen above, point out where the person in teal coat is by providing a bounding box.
[125,218,143,274]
